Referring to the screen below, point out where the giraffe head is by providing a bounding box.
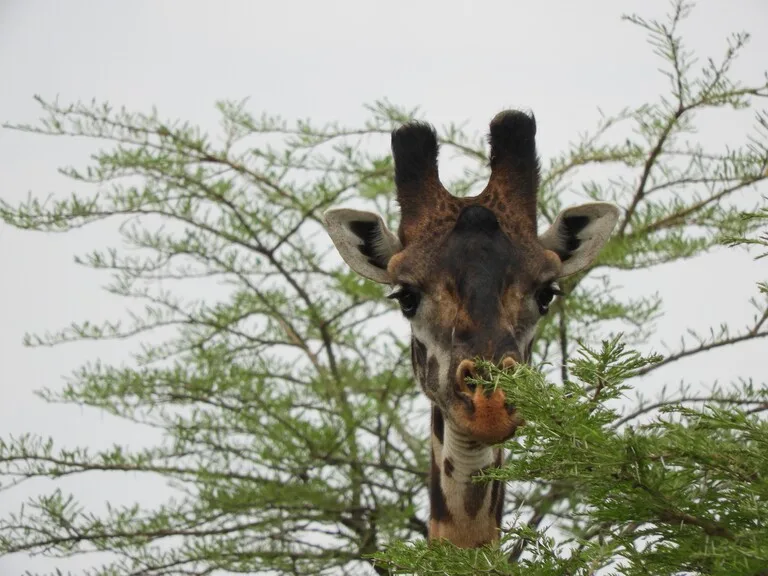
[326,111,618,437]
[324,111,618,546]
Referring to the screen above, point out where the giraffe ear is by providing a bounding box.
[539,202,620,277]
[323,208,402,284]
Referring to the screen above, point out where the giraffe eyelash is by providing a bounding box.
[387,284,422,317]
[386,286,405,300]
[387,283,419,299]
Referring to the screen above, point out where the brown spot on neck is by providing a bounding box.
[429,450,450,523]
[464,471,489,518]
[432,405,444,444]
[464,449,504,518]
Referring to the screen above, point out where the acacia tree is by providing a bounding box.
[1,2,767,574]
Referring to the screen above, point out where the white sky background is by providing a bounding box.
[1,0,767,574]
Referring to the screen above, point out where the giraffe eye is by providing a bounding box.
[387,284,421,318]
[536,283,562,315]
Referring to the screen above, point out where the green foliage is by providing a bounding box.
[374,339,768,575]
[1,1,768,574]
[723,193,768,297]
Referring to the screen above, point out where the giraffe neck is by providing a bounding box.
[428,405,505,547]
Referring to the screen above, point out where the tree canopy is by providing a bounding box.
[1,1,767,574]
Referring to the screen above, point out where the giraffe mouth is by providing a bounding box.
[445,381,523,445]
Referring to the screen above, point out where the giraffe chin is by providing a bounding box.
[448,385,525,445]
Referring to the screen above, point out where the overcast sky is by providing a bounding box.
[1,1,767,574]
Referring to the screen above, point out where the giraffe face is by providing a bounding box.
[324,110,619,444]
[386,204,562,407]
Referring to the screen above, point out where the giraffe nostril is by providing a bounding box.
[456,359,477,392]
[501,356,517,370]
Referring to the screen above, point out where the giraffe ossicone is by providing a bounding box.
[323,110,619,548]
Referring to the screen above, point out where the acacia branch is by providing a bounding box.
[634,328,768,377]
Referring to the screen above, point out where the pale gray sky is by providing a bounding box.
[1,1,767,574]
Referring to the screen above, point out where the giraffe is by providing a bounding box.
[323,110,619,548]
